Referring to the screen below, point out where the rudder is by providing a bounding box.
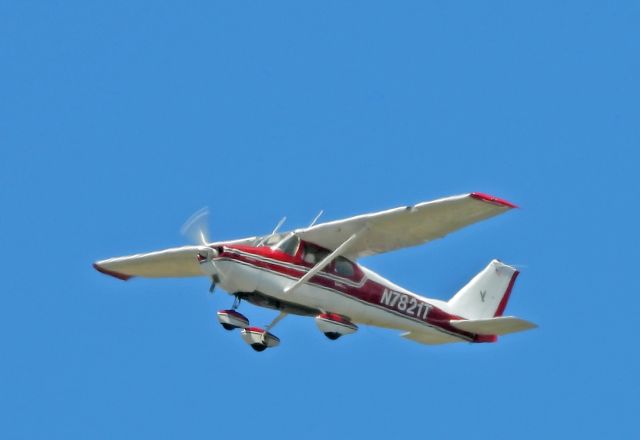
[448,260,519,320]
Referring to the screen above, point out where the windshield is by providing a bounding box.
[259,234,283,247]
[272,233,300,256]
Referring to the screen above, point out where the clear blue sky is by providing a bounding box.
[1,1,638,439]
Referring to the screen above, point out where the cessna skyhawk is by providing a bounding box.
[94,192,536,352]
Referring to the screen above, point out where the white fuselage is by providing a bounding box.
[208,246,469,343]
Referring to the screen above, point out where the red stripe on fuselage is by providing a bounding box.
[221,246,489,342]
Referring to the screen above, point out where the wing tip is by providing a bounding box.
[470,192,518,209]
[93,262,133,281]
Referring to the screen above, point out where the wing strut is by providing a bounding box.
[284,230,363,294]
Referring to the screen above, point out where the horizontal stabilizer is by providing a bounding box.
[401,331,465,345]
[449,316,537,336]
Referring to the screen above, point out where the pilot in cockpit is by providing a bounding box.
[302,243,329,265]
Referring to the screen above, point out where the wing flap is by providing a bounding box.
[449,316,537,336]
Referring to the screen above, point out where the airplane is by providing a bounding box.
[93,192,537,352]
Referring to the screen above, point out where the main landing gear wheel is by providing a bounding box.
[316,313,358,341]
[250,344,267,352]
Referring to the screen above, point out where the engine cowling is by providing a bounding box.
[240,327,280,351]
[197,247,218,275]
[315,313,358,340]
[217,309,249,331]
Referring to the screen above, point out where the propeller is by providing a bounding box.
[180,207,221,293]
[180,207,211,246]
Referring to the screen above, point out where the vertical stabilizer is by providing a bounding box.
[448,260,519,320]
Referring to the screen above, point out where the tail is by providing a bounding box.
[448,260,519,320]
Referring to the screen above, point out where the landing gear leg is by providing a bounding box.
[261,311,288,345]
[232,295,242,310]
[209,274,220,293]
[265,311,288,333]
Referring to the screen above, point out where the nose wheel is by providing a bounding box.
[216,298,286,352]
[240,311,287,352]
[240,327,280,351]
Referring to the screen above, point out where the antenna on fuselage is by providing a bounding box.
[271,216,287,235]
[257,216,287,246]
[308,210,324,227]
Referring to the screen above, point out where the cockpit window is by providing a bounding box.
[302,243,330,265]
[334,257,355,277]
[272,233,300,256]
[260,234,283,247]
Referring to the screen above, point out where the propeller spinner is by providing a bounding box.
[181,207,221,292]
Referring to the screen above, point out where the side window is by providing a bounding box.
[334,257,355,277]
[302,243,318,264]
[302,243,330,265]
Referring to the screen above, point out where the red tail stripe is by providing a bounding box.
[494,271,519,317]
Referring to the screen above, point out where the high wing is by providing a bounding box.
[93,237,257,280]
[294,193,517,260]
[94,192,516,280]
